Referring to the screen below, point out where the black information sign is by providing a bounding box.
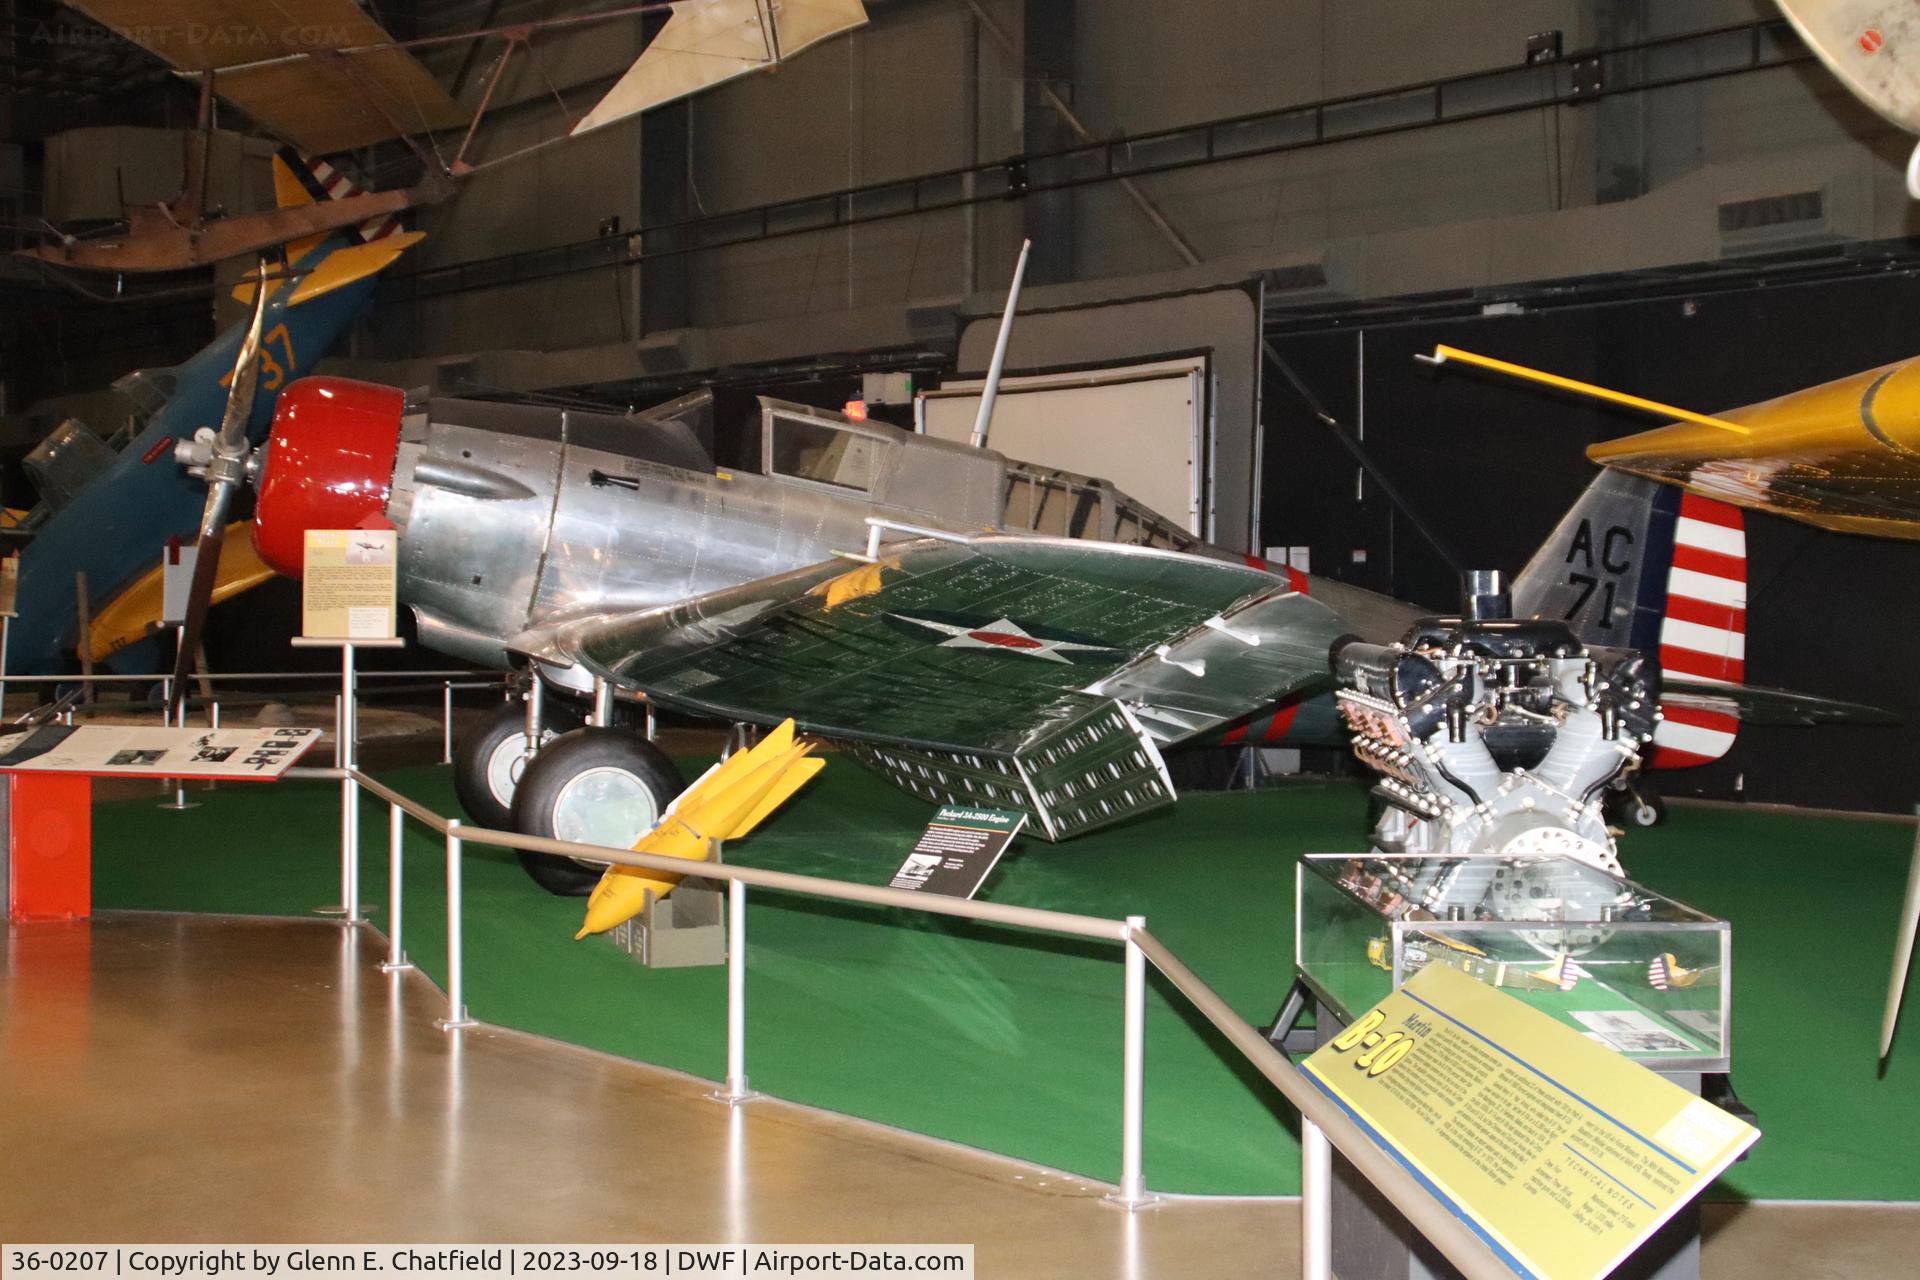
[887,806,1026,899]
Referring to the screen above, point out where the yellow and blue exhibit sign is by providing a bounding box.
[1303,962,1757,1280]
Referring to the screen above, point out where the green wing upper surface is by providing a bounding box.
[556,535,1345,754]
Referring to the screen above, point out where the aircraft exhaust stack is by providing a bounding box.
[1461,569,1511,622]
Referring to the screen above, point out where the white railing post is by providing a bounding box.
[1108,915,1155,1209]
[158,682,198,810]
[1303,1118,1333,1280]
[345,644,359,921]
[319,644,362,919]
[711,876,757,1104]
[436,819,475,1030]
[379,802,413,973]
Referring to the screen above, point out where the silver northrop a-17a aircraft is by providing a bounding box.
[199,378,1880,895]
[165,258,1883,896]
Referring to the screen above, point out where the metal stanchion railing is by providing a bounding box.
[379,802,414,974]
[343,645,360,922]
[478,822,1131,939]
[1125,927,1510,1280]
[315,643,366,921]
[435,818,476,1030]
[158,685,197,811]
[0,668,503,685]
[352,771,451,832]
[1302,1120,1333,1280]
[711,876,756,1105]
[339,767,1513,1274]
[1108,915,1154,1208]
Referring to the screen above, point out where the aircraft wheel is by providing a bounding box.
[1629,794,1668,828]
[453,700,581,829]
[509,728,686,896]
[1606,784,1667,829]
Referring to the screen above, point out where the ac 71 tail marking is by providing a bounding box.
[1563,518,1634,629]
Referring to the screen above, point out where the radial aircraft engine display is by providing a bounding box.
[1334,607,1656,873]
[1331,574,1661,935]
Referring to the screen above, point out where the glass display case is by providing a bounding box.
[1297,852,1731,1072]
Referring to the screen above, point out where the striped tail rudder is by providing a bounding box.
[1650,494,1746,766]
[1511,469,1747,770]
[274,147,405,242]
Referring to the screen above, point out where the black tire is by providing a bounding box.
[509,727,686,896]
[1629,791,1668,828]
[1605,783,1667,829]
[452,699,581,830]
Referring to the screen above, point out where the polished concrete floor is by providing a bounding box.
[3,914,1915,1277]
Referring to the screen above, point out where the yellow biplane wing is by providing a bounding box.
[1423,344,1920,540]
[88,523,275,661]
[1586,355,1920,540]
[64,0,466,153]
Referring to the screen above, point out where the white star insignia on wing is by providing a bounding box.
[892,615,1119,664]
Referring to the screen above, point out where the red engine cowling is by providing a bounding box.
[252,377,405,577]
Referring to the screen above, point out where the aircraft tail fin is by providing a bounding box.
[272,148,407,242]
[235,151,424,310]
[1512,469,1748,768]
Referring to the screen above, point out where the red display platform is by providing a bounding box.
[6,773,91,923]
[1,724,323,925]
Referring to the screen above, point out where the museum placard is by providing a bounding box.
[1302,962,1757,1280]
[302,529,397,640]
[0,725,322,779]
[888,806,1025,898]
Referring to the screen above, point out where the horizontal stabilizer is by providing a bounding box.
[1662,679,1898,727]
[231,233,425,310]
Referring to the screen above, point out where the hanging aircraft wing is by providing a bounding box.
[520,534,1344,839]
[1586,354,1920,539]
[64,0,467,153]
[572,0,870,136]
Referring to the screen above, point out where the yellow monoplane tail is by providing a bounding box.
[576,719,823,939]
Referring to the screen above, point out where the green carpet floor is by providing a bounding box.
[90,762,1918,1201]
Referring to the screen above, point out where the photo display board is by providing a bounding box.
[0,725,322,779]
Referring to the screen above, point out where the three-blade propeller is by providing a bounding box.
[167,257,272,723]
